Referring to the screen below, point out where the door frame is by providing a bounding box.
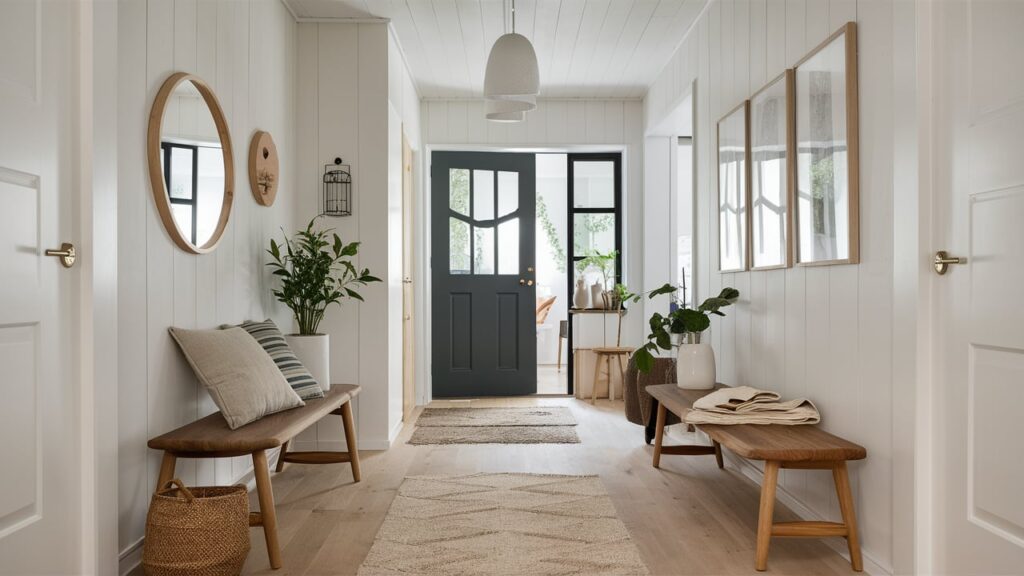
[419,144,629,403]
[79,1,120,573]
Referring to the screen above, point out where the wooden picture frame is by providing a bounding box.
[147,72,234,254]
[793,21,859,266]
[749,70,795,270]
[717,100,751,273]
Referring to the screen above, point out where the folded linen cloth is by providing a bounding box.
[685,385,821,426]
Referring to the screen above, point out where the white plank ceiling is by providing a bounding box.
[286,0,708,98]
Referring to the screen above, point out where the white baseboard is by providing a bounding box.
[727,454,892,576]
[388,418,404,444]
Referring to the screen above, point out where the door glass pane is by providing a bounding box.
[573,213,616,255]
[497,171,518,217]
[449,217,470,274]
[171,204,194,242]
[449,168,469,216]
[572,161,614,208]
[473,170,494,220]
[497,218,519,275]
[474,225,494,274]
[169,147,194,200]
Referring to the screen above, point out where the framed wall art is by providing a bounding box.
[749,70,794,270]
[793,21,859,265]
[717,100,750,272]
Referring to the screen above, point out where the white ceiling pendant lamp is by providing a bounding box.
[484,0,538,122]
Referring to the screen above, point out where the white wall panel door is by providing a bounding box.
[932,0,1024,572]
[0,0,81,573]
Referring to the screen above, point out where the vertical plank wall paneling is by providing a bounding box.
[420,99,646,346]
[116,0,298,559]
[644,0,898,572]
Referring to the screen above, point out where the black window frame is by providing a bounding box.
[565,152,623,395]
[161,141,199,245]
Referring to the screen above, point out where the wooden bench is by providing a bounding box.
[646,384,867,572]
[148,384,362,570]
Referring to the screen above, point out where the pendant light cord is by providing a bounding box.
[512,0,516,33]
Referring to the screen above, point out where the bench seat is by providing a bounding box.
[148,383,361,571]
[647,384,866,572]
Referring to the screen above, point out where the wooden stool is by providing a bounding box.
[591,346,633,404]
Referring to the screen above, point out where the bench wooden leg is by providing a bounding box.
[155,452,177,491]
[755,460,781,571]
[713,441,724,469]
[833,462,863,572]
[275,441,289,473]
[591,354,601,405]
[340,401,361,483]
[252,450,282,570]
[652,402,667,468]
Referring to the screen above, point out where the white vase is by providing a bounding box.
[676,336,716,390]
[285,333,330,392]
[590,283,605,309]
[573,278,590,309]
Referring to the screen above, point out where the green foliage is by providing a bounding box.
[449,169,470,272]
[573,213,614,254]
[575,249,618,289]
[536,195,566,274]
[267,219,381,335]
[631,286,740,373]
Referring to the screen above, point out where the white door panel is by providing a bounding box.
[0,0,80,573]
[933,0,1024,572]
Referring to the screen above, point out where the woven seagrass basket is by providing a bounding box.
[143,479,250,576]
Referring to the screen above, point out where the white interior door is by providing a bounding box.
[931,1,1024,572]
[0,0,82,573]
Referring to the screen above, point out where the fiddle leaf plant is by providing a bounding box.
[267,218,381,335]
[631,285,739,373]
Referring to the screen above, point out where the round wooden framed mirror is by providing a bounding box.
[147,72,234,254]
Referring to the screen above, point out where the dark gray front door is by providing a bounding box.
[431,151,537,397]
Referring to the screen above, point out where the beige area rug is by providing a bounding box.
[357,473,649,575]
[409,407,580,445]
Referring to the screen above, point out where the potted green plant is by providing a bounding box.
[631,284,739,389]
[267,219,380,391]
[575,249,618,309]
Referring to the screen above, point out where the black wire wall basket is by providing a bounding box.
[322,157,352,217]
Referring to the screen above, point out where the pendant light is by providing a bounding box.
[486,98,530,122]
[484,0,538,120]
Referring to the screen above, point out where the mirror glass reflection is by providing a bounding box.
[159,80,226,248]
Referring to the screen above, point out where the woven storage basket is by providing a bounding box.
[143,479,251,576]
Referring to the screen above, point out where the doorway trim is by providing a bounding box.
[419,144,630,404]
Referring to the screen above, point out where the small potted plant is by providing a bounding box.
[631,284,739,389]
[267,219,380,391]
[575,250,618,309]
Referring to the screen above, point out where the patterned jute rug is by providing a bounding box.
[356,473,649,575]
[409,407,580,445]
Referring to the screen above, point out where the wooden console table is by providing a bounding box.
[646,384,867,572]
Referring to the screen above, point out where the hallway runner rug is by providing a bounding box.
[409,407,580,445]
[356,473,649,575]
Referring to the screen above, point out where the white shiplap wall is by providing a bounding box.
[420,98,646,354]
[644,0,909,573]
[116,0,298,561]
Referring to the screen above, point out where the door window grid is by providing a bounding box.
[449,168,521,276]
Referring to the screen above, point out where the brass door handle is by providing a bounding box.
[45,242,76,268]
[934,251,967,275]
[519,279,533,286]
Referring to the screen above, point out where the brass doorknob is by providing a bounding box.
[519,279,526,286]
[933,251,967,275]
[45,242,76,268]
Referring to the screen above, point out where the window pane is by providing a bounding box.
[195,146,225,246]
[573,213,616,256]
[449,169,469,216]
[171,204,194,243]
[572,161,614,208]
[497,171,518,217]
[169,146,194,200]
[497,218,519,275]
[473,170,494,220]
[474,225,494,275]
[449,217,470,274]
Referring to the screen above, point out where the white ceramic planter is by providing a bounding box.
[676,341,716,390]
[285,333,330,392]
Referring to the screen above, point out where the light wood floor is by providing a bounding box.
[235,397,855,575]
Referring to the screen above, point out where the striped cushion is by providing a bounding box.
[238,320,324,400]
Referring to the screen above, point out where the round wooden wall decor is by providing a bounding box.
[248,130,279,206]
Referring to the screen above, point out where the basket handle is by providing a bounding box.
[157,478,196,501]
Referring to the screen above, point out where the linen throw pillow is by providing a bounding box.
[238,319,324,400]
[169,326,304,429]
